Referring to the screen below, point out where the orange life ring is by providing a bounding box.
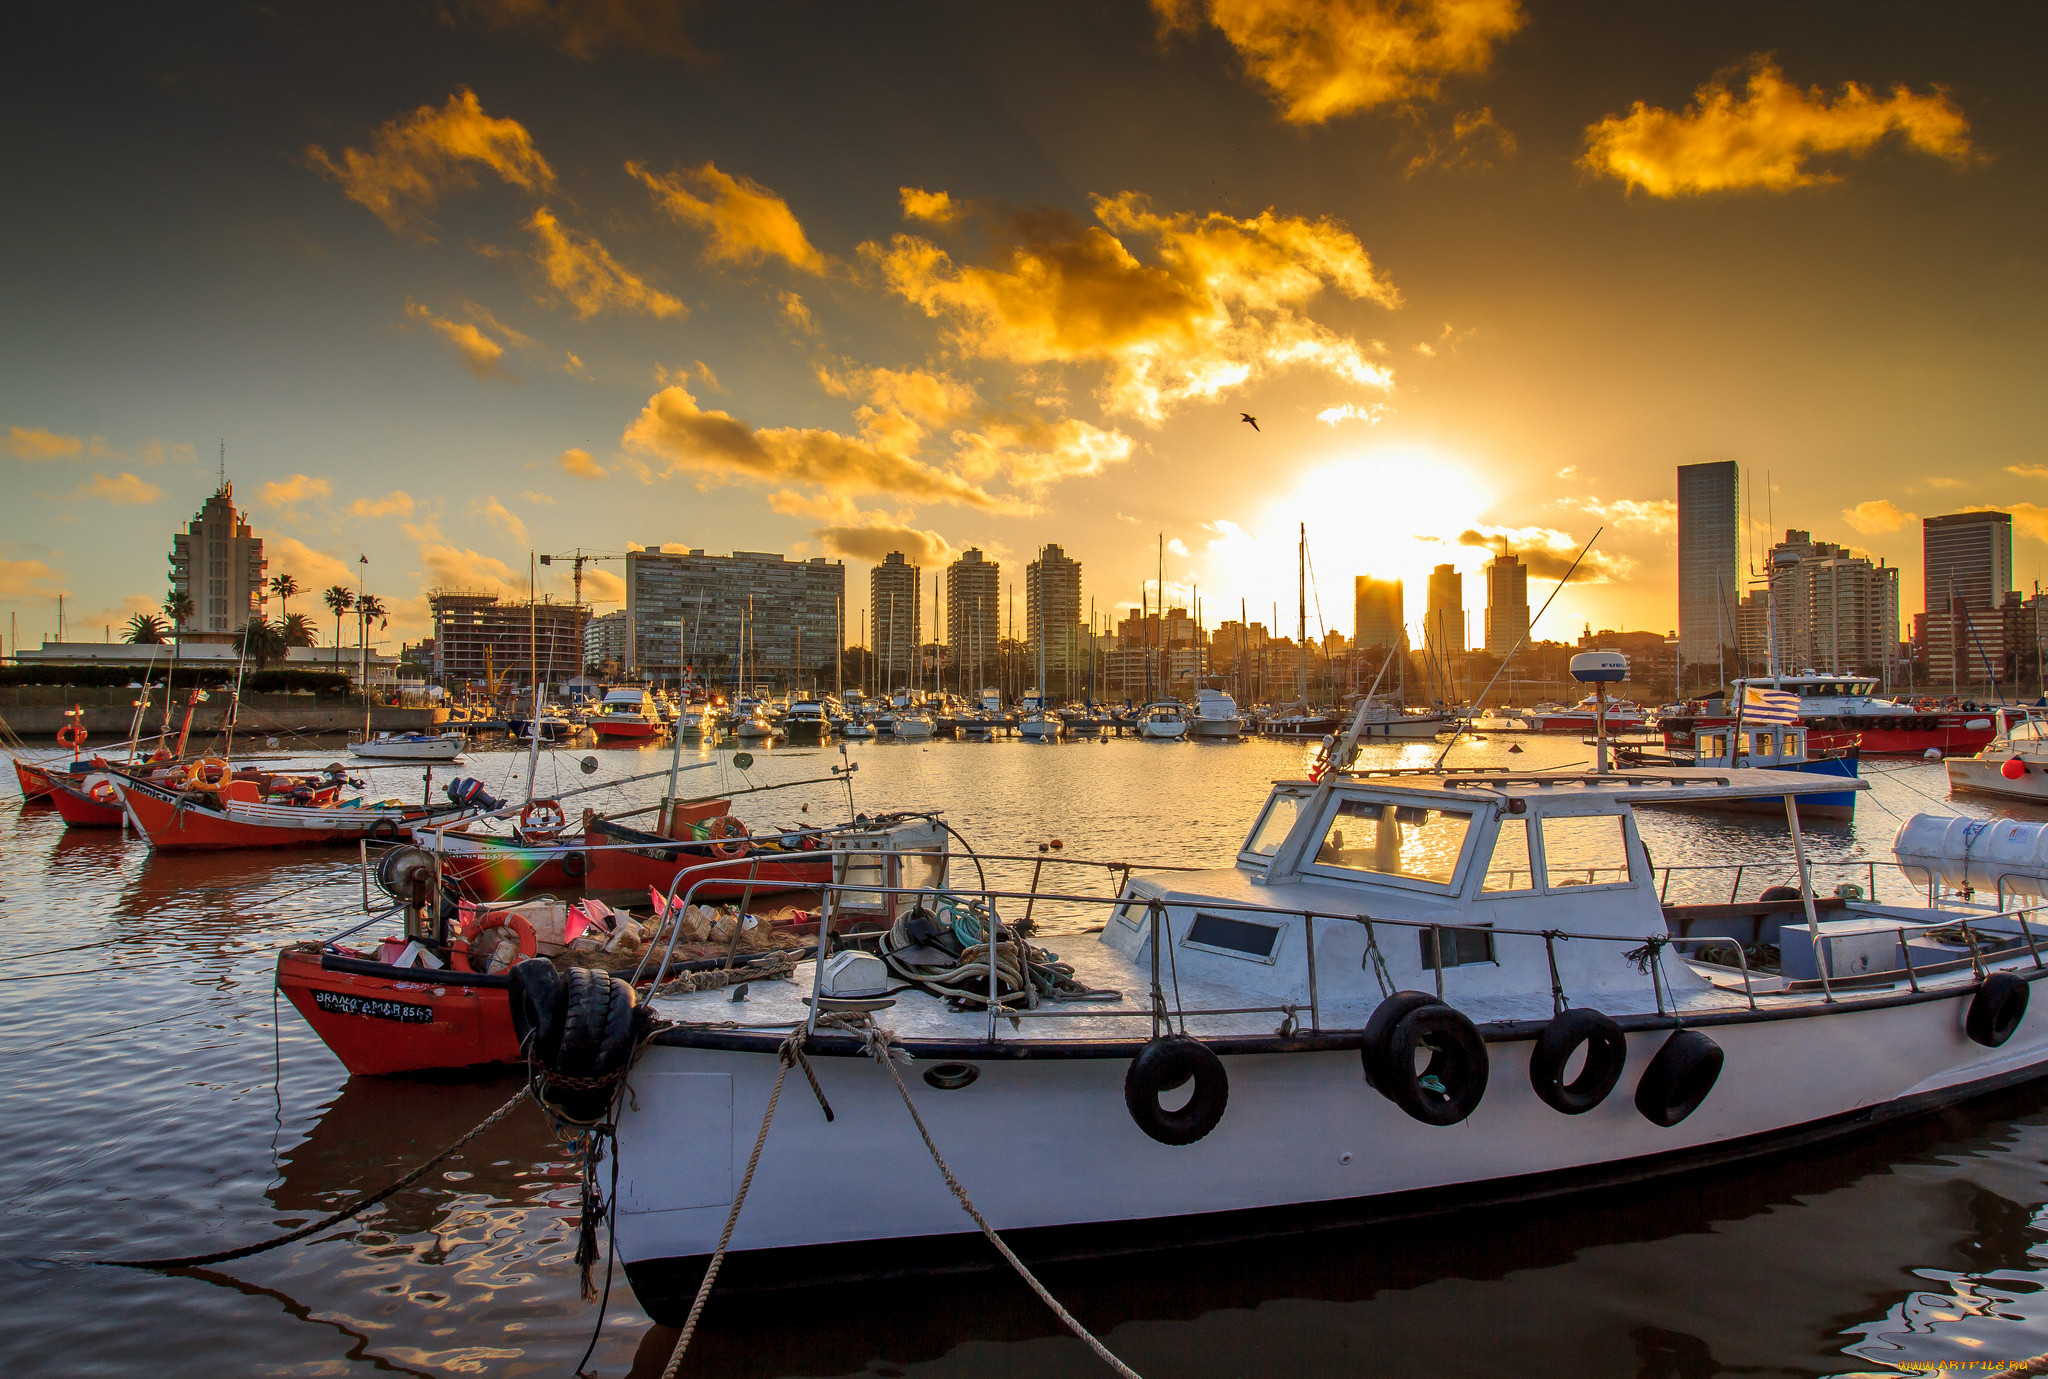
[520,798,568,839]
[459,909,538,974]
[183,757,232,791]
[56,724,87,749]
[706,814,750,860]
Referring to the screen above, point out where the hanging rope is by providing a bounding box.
[1360,918,1394,1000]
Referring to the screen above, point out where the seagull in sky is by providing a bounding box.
[1239,413,1259,431]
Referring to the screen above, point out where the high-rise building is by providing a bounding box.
[430,592,590,687]
[625,547,843,687]
[870,552,921,688]
[1676,461,1740,665]
[1735,531,1901,678]
[1924,512,2013,615]
[1352,576,1404,651]
[585,609,627,670]
[168,482,266,635]
[1424,564,1464,657]
[1484,552,1530,654]
[1025,543,1083,694]
[946,548,1000,690]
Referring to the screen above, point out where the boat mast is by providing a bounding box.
[357,554,370,744]
[1297,523,1307,708]
[523,554,543,806]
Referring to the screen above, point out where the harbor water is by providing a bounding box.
[8,731,2048,1376]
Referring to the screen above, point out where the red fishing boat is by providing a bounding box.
[583,802,832,897]
[589,687,664,741]
[276,944,522,1075]
[12,757,76,801]
[46,771,128,827]
[113,769,467,850]
[413,797,589,902]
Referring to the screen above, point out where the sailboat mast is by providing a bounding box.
[1297,523,1307,705]
[523,554,543,803]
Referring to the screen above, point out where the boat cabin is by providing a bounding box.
[1695,725,1808,768]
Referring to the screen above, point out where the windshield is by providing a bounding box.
[1244,793,1303,857]
[1313,799,1472,886]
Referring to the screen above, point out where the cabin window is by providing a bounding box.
[1699,733,1725,759]
[1313,801,1472,885]
[1783,731,1802,756]
[1244,795,1303,858]
[1747,731,1774,757]
[1480,818,1534,893]
[1420,925,1496,969]
[1184,912,1283,962]
[1541,815,1632,889]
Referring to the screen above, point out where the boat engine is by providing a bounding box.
[445,777,505,811]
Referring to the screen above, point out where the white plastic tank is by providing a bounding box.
[1893,813,2048,897]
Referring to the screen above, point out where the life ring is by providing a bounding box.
[183,757,232,791]
[1633,1029,1723,1127]
[86,776,121,806]
[460,909,538,974]
[1917,698,1936,712]
[370,817,401,841]
[56,724,88,749]
[1966,972,2029,1048]
[1528,1008,1628,1115]
[558,848,588,880]
[1123,1036,1229,1145]
[1371,998,1489,1126]
[521,798,568,839]
[706,814,750,860]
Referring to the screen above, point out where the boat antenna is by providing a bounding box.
[1434,527,1604,768]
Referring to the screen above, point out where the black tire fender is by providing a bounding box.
[1123,1036,1229,1146]
[1360,990,1444,1092]
[508,958,566,1062]
[370,818,401,841]
[554,966,612,1077]
[558,848,587,880]
[1528,1008,1627,1115]
[1379,1002,1489,1126]
[1634,1029,1724,1127]
[1967,972,2029,1048]
[1758,885,1803,902]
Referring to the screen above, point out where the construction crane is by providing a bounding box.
[539,548,627,609]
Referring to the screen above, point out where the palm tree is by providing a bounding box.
[239,617,289,670]
[124,613,168,644]
[269,573,299,619]
[323,585,354,669]
[280,613,317,649]
[357,594,388,686]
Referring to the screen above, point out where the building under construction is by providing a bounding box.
[428,591,590,688]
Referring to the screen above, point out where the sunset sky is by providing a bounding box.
[4,1,2044,654]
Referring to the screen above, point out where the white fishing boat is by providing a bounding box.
[349,730,465,762]
[541,702,2048,1322]
[1946,707,2048,802]
[1347,696,1452,740]
[893,711,937,740]
[1192,687,1243,739]
[1137,701,1188,740]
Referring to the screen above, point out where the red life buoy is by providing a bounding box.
[57,724,87,749]
[706,814,750,860]
[459,909,538,974]
[520,798,568,839]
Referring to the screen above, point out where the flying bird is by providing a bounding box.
[1239,413,1259,431]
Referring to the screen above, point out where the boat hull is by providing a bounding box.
[419,828,587,901]
[276,947,519,1076]
[613,976,2048,1317]
[114,777,442,850]
[47,774,125,827]
[1652,755,1860,819]
[12,757,70,801]
[1947,754,2048,802]
[1662,712,1996,757]
[351,737,464,762]
[1193,717,1242,738]
[592,719,664,740]
[583,821,831,898]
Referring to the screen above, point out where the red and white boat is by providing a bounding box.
[413,797,590,902]
[584,805,832,897]
[589,687,663,741]
[113,769,468,850]
[1657,673,1999,758]
[46,769,131,827]
[1520,695,1648,734]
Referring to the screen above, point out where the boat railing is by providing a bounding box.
[1652,859,1889,906]
[639,863,2048,1043]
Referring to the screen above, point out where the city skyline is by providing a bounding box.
[5,4,2045,656]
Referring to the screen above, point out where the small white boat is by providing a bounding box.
[1138,701,1188,740]
[841,719,877,740]
[349,731,464,762]
[733,713,776,741]
[1192,687,1243,739]
[1947,707,2048,802]
[893,712,937,740]
[1018,712,1063,742]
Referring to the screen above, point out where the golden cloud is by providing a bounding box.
[1155,0,1526,125]
[469,494,530,546]
[1841,498,1916,535]
[900,187,964,226]
[622,384,1010,511]
[1455,527,1631,583]
[1582,58,1975,197]
[814,521,954,568]
[2006,464,2048,481]
[630,160,827,275]
[526,207,685,318]
[7,426,84,460]
[1965,503,2048,547]
[1574,497,1676,533]
[950,414,1135,487]
[75,472,162,504]
[419,541,521,595]
[404,300,529,379]
[779,290,819,334]
[582,567,627,605]
[866,191,1397,422]
[348,490,416,518]
[558,446,607,479]
[0,555,64,601]
[1317,402,1381,425]
[257,474,333,525]
[454,0,697,61]
[306,89,554,235]
[265,535,355,589]
[1399,105,1517,175]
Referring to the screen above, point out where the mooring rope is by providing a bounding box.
[95,1088,529,1270]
